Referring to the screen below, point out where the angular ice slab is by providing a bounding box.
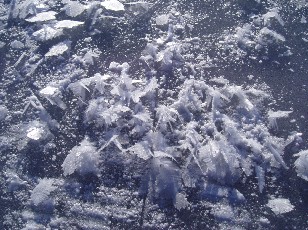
[26,11,57,22]
[101,0,125,11]
[45,42,70,57]
[55,20,84,29]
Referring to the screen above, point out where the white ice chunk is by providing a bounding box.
[27,127,45,140]
[294,150,308,181]
[40,86,58,96]
[26,11,57,22]
[55,20,84,29]
[268,110,292,119]
[101,0,125,11]
[263,8,284,26]
[32,26,63,41]
[64,0,85,17]
[267,198,294,215]
[45,42,70,57]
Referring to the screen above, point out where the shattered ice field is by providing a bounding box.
[0,0,307,229]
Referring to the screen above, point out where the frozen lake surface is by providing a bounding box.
[0,0,307,229]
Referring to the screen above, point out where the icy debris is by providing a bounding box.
[26,11,57,22]
[32,26,63,41]
[63,0,86,17]
[294,150,308,181]
[266,198,294,215]
[55,20,84,29]
[45,41,70,57]
[101,0,125,11]
[31,178,56,211]
[62,138,100,176]
[0,105,8,121]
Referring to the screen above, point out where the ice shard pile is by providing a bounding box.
[0,0,307,229]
